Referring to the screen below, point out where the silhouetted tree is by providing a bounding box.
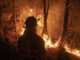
[60,0,70,46]
[42,0,50,35]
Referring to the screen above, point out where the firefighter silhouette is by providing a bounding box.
[18,16,45,60]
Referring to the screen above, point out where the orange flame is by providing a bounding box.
[64,44,80,57]
[42,34,60,49]
[21,28,25,35]
[37,20,43,27]
[29,9,33,16]
[37,20,60,49]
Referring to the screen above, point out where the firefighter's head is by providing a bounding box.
[25,16,37,30]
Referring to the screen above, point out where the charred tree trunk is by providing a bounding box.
[42,0,50,35]
[60,0,70,46]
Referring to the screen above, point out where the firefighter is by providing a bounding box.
[18,16,45,60]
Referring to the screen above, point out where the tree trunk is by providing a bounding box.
[60,0,70,46]
[42,0,50,35]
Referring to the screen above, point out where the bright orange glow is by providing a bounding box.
[64,44,80,57]
[21,28,25,35]
[29,9,33,16]
[37,20,60,49]
[30,9,33,12]
[37,20,43,27]
[42,34,60,49]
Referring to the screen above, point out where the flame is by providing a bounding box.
[21,28,25,35]
[42,34,60,49]
[29,9,33,16]
[30,9,33,12]
[64,44,80,57]
[37,20,60,49]
[37,20,43,27]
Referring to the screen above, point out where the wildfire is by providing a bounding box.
[42,34,60,49]
[37,19,60,49]
[64,44,80,57]
[20,27,80,57]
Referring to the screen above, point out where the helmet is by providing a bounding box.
[25,16,37,28]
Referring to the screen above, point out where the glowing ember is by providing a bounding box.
[21,28,25,35]
[42,34,60,49]
[30,9,33,12]
[64,44,80,57]
[29,9,33,16]
[37,20,43,27]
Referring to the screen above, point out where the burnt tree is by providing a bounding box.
[42,0,50,35]
[60,0,70,46]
